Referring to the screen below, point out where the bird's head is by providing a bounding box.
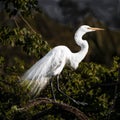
[74,25,104,42]
[80,25,104,33]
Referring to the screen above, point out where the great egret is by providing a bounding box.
[22,25,104,104]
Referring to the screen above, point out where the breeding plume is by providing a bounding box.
[22,25,104,97]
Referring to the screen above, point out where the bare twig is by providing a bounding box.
[13,18,19,28]
[19,14,36,34]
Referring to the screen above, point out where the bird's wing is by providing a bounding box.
[21,47,66,95]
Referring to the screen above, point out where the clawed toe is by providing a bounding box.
[73,100,88,106]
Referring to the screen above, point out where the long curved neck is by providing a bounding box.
[74,31,89,61]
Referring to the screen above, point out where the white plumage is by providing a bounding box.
[22,25,104,95]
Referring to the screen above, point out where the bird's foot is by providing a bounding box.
[73,99,88,106]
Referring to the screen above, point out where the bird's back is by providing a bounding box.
[22,45,71,95]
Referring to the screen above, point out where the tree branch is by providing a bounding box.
[18,98,89,120]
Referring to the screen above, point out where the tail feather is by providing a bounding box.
[21,59,52,95]
[22,73,50,95]
[21,54,53,95]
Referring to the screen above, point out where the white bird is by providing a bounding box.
[22,25,104,102]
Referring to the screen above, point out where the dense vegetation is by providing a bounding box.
[0,0,120,120]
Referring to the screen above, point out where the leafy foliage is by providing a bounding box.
[0,0,38,16]
[56,58,119,119]
[0,27,50,58]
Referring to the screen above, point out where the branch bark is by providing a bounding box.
[18,98,89,120]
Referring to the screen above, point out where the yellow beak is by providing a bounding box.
[90,27,104,31]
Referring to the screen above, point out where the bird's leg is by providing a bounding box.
[56,75,87,106]
[50,79,56,101]
[56,75,79,104]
